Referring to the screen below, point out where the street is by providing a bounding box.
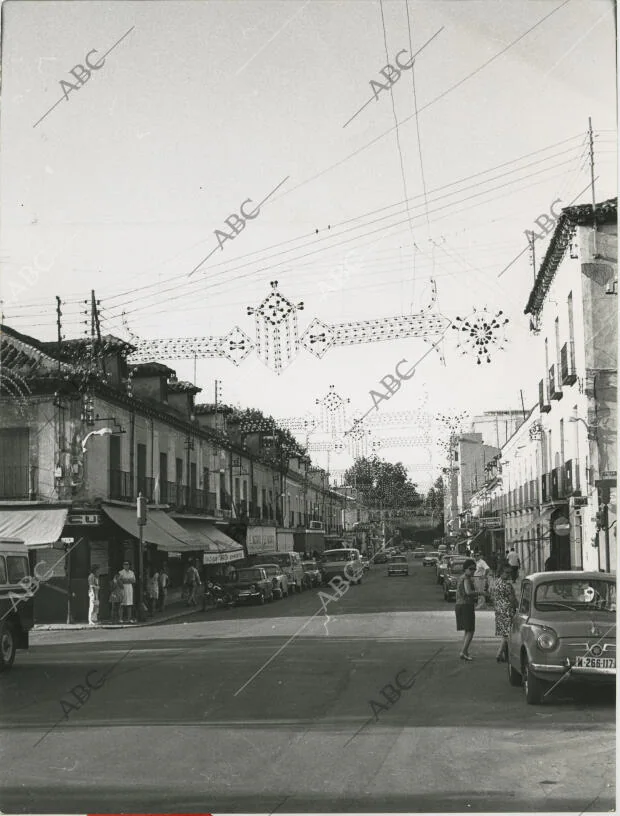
[0,556,615,813]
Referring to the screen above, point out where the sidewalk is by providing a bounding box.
[34,594,209,631]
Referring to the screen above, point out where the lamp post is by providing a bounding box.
[137,493,147,620]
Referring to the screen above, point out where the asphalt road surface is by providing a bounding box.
[0,556,615,813]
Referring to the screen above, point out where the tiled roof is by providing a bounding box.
[167,379,202,394]
[524,197,617,316]
[132,362,176,378]
[194,403,233,415]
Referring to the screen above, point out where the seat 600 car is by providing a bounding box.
[507,571,616,705]
[320,549,363,585]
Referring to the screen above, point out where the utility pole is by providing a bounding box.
[588,117,598,257]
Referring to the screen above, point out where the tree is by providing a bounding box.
[343,456,422,510]
[424,475,444,516]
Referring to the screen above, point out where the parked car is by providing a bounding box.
[414,547,426,559]
[507,571,616,705]
[361,556,371,572]
[374,552,389,564]
[254,563,289,598]
[302,560,322,588]
[423,551,440,567]
[229,567,274,605]
[320,548,363,585]
[387,555,409,576]
[245,551,305,593]
[0,538,34,672]
[437,555,467,585]
[442,562,466,601]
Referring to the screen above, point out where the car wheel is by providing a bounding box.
[0,622,16,672]
[523,657,546,704]
[507,657,522,686]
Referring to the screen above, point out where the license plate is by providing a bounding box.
[575,656,615,669]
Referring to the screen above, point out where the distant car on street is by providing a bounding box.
[507,571,616,705]
[387,555,409,576]
[254,563,289,599]
[413,547,426,559]
[301,560,322,588]
[442,561,467,601]
[423,551,440,567]
[320,548,363,585]
[229,567,274,605]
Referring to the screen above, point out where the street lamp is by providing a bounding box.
[81,427,115,453]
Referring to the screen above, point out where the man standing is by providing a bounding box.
[455,559,478,661]
[88,564,100,625]
[186,559,202,606]
[507,548,520,582]
[158,564,170,611]
[473,551,490,610]
[119,560,136,623]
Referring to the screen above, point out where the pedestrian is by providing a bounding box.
[158,564,170,611]
[148,567,160,616]
[455,559,478,661]
[507,548,520,582]
[88,564,100,625]
[545,552,558,571]
[492,564,518,662]
[109,571,124,624]
[185,559,201,606]
[119,560,136,622]
[473,550,490,610]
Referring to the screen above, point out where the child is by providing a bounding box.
[109,571,124,624]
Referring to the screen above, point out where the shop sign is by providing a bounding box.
[247,526,277,554]
[480,517,502,528]
[553,516,571,536]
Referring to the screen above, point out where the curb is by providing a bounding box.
[33,604,209,632]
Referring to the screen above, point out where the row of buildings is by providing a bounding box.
[0,328,378,622]
[443,198,617,575]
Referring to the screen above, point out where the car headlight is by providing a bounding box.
[249,584,257,591]
[535,627,558,651]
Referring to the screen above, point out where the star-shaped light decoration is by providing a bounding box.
[452,308,509,364]
[247,281,304,375]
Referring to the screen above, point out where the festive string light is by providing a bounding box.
[452,308,509,365]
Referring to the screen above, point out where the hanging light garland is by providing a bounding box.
[452,308,509,365]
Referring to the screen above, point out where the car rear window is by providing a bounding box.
[323,551,356,562]
[236,569,264,582]
[391,556,407,562]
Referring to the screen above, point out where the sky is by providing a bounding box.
[0,0,617,489]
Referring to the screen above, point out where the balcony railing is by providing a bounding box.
[110,470,133,502]
[137,476,154,502]
[560,341,577,385]
[539,379,551,413]
[549,365,562,400]
[0,465,34,499]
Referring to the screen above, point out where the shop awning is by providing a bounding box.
[102,505,205,553]
[173,518,245,564]
[0,507,69,549]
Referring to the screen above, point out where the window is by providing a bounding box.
[519,581,532,615]
[0,556,6,584]
[567,291,575,344]
[176,458,183,484]
[137,443,147,496]
[7,555,29,584]
[190,462,197,491]
[0,428,30,498]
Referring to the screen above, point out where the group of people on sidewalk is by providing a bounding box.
[455,549,520,662]
[87,562,171,625]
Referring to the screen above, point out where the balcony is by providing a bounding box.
[563,460,580,497]
[137,476,155,502]
[560,341,577,385]
[0,465,35,500]
[539,379,551,413]
[110,470,133,502]
[551,467,563,500]
[541,473,549,504]
[549,365,562,401]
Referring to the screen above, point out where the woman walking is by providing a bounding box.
[455,559,478,661]
[492,564,518,662]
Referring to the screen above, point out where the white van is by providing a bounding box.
[320,548,363,585]
[245,551,305,592]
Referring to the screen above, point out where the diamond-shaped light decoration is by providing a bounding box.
[220,326,254,365]
[247,281,304,375]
